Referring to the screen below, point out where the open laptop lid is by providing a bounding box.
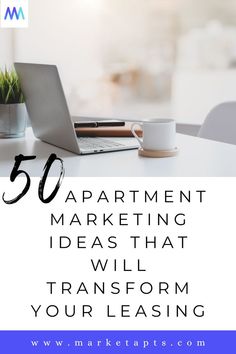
[14,63,80,154]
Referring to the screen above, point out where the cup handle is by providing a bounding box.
[131,123,143,148]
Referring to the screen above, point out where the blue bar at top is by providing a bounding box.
[0,331,235,354]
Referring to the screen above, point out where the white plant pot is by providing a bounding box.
[0,103,27,138]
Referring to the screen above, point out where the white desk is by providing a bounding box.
[0,128,236,177]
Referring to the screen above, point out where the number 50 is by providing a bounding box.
[2,154,65,204]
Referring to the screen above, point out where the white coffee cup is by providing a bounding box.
[131,119,176,151]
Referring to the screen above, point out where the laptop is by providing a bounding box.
[14,63,139,155]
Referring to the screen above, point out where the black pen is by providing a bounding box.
[74,120,125,128]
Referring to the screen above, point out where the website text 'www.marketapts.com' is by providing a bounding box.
[2,331,236,353]
[30,337,206,350]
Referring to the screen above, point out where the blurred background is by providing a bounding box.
[2,0,236,125]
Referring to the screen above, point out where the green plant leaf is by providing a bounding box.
[0,68,24,104]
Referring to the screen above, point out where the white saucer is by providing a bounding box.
[138,147,179,158]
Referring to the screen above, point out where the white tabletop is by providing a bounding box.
[0,128,236,177]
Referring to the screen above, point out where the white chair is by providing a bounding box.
[198,101,236,145]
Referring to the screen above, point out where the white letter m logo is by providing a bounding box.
[0,0,29,28]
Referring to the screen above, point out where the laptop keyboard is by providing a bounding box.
[78,137,125,151]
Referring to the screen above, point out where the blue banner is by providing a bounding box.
[0,331,235,354]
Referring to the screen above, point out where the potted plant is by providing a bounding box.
[0,68,27,138]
